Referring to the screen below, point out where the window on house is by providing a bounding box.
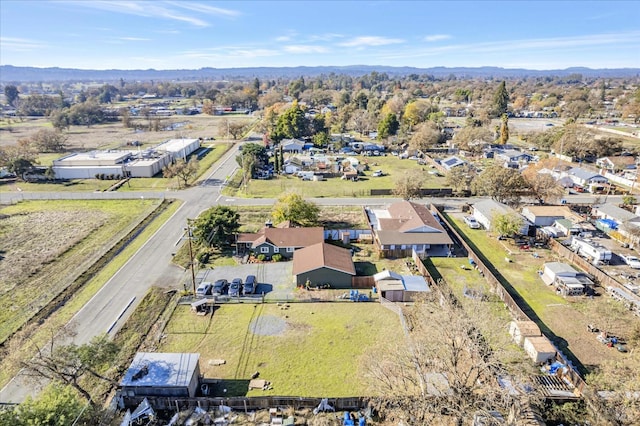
[260,247,269,253]
[273,247,279,253]
[286,247,295,253]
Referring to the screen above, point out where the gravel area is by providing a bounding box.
[250,314,286,336]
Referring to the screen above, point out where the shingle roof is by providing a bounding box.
[593,203,639,222]
[237,226,324,248]
[374,201,453,246]
[292,242,355,275]
[568,167,605,181]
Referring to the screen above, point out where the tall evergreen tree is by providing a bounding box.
[499,114,509,144]
[492,81,509,117]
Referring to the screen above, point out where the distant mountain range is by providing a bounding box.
[1,65,638,83]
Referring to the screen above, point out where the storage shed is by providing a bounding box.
[120,352,200,399]
[509,320,542,346]
[523,336,557,363]
[373,270,430,302]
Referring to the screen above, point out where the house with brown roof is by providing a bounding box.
[292,242,356,288]
[366,201,453,258]
[237,225,324,260]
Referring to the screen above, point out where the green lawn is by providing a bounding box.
[160,303,404,397]
[226,155,447,198]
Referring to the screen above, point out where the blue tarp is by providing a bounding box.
[596,218,618,230]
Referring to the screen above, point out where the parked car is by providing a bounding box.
[229,278,242,297]
[212,279,228,295]
[244,275,256,295]
[195,282,213,297]
[622,254,640,269]
[464,216,481,229]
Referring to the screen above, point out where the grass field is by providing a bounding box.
[442,212,635,373]
[225,155,447,198]
[160,302,404,397]
[0,199,162,343]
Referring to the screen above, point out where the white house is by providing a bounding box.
[440,156,466,171]
[472,199,531,234]
[280,139,305,153]
[564,167,608,191]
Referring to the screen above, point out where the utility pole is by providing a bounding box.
[184,220,197,297]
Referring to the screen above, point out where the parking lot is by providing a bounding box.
[194,262,295,301]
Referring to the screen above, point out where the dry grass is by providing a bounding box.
[0,199,161,343]
[0,115,256,150]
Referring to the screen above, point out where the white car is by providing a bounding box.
[622,254,640,269]
[464,216,480,229]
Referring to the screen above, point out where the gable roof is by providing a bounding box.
[292,242,355,275]
[568,167,605,181]
[593,203,640,223]
[238,226,324,248]
[598,156,636,168]
[473,199,513,219]
[373,270,403,281]
[373,201,453,246]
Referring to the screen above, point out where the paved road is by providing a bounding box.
[0,141,622,402]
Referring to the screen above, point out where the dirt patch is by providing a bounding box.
[250,314,286,336]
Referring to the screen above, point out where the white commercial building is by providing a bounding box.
[52,138,200,179]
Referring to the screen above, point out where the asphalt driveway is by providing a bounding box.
[195,262,294,301]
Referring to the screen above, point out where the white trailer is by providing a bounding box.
[570,236,612,264]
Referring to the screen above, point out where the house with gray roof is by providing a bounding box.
[366,201,453,258]
[564,167,608,191]
[472,199,531,235]
[440,156,466,171]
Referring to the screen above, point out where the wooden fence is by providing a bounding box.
[351,276,375,289]
[430,206,588,396]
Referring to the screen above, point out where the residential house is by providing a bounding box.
[496,149,534,164]
[440,156,466,171]
[283,157,304,175]
[541,262,594,296]
[366,201,453,258]
[237,225,324,259]
[280,139,305,153]
[120,353,200,402]
[292,242,355,288]
[596,155,637,172]
[373,270,430,302]
[592,203,640,243]
[472,199,531,235]
[564,167,608,191]
[521,205,584,227]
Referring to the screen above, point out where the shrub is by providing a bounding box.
[272,254,283,262]
[257,254,266,261]
[95,173,101,180]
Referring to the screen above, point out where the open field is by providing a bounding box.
[160,302,404,397]
[443,212,637,374]
[0,115,256,149]
[0,199,162,343]
[226,155,447,198]
[0,199,182,388]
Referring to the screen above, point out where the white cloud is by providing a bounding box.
[276,36,292,42]
[338,36,404,47]
[181,47,280,60]
[0,37,48,52]
[166,2,240,17]
[283,45,329,54]
[61,1,218,27]
[118,37,151,41]
[424,34,451,42]
[308,33,344,42]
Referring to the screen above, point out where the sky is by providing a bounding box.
[1,0,639,71]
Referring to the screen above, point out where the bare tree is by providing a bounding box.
[363,290,535,425]
[393,170,424,200]
[162,157,199,188]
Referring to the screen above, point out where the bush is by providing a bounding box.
[272,254,283,262]
[95,173,101,180]
[257,254,266,261]
[197,251,210,264]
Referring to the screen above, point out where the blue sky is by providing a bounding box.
[1,1,639,70]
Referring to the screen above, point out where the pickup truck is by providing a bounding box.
[621,254,640,269]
